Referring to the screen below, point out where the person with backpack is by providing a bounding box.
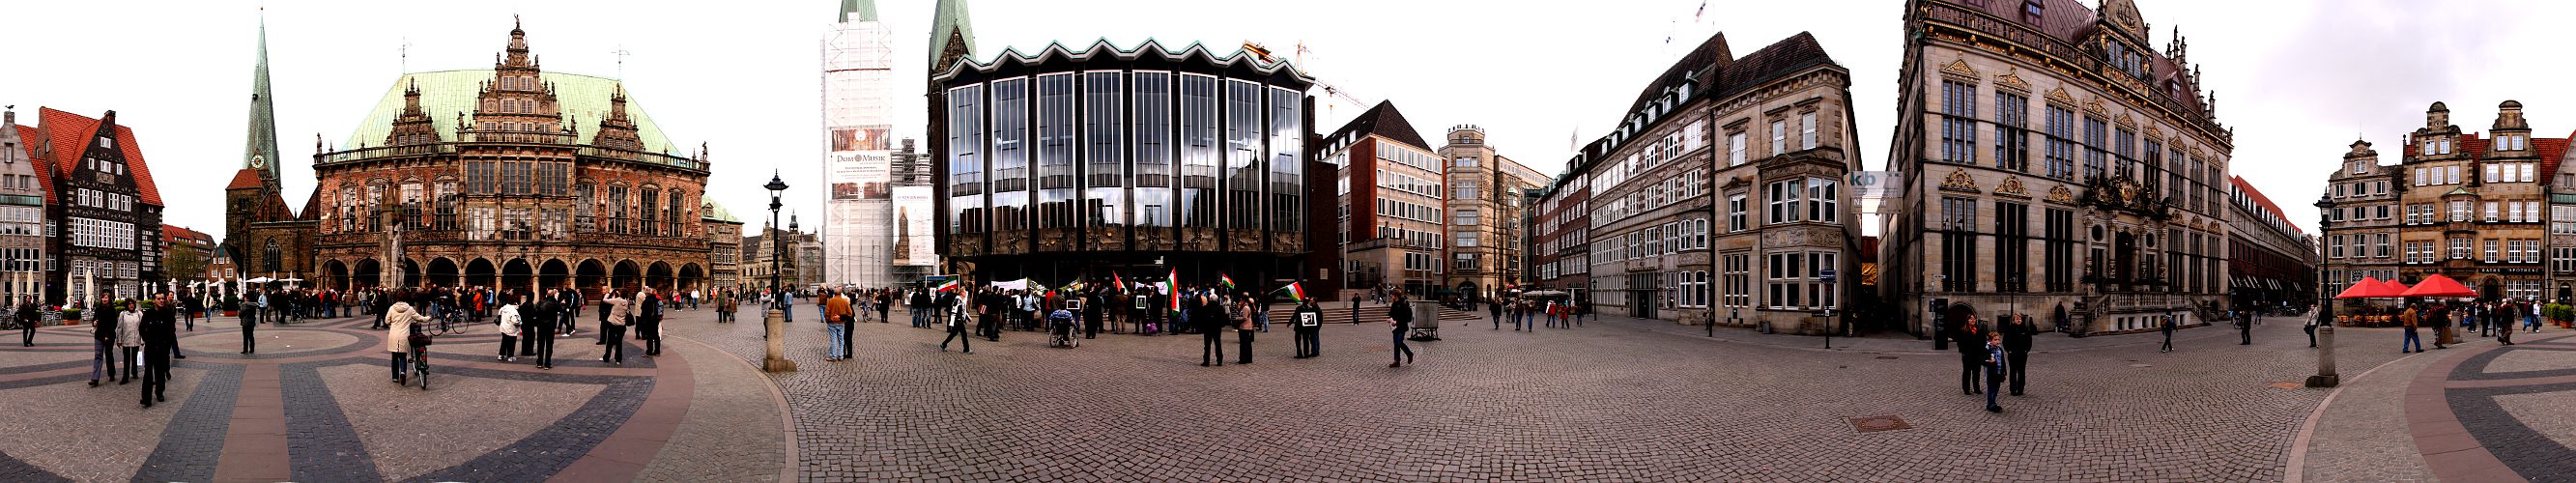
[639,288,666,358]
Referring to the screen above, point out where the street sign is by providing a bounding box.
[1820,269,1837,278]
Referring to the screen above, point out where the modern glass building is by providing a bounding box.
[930,40,1321,286]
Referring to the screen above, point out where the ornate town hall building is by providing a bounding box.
[244,20,717,297]
[1882,0,2233,336]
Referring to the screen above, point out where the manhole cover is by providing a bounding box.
[2269,382,2304,389]
[1849,415,1911,433]
[1875,355,1899,359]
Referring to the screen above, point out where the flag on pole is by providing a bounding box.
[1168,268,1182,313]
[1112,272,1127,291]
[1274,282,1307,302]
[1219,273,1237,292]
[933,279,959,293]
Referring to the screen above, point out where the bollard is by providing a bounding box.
[2306,324,2338,387]
[764,309,798,373]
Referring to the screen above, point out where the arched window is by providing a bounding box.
[262,239,282,273]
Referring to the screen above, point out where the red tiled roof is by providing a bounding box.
[161,224,213,244]
[31,107,164,206]
[2229,176,2297,236]
[225,168,265,189]
[2540,134,2571,183]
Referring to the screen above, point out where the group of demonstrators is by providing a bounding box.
[2394,298,2544,353]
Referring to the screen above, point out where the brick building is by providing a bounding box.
[1531,162,1590,299]
[223,16,319,290]
[1328,101,1446,297]
[14,107,166,302]
[297,20,718,298]
[160,225,217,286]
[2223,177,2312,310]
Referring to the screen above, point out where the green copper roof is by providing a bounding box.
[337,70,675,156]
[839,0,877,22]
[928,0,976,72]
[243,14,281,182]
[703,199,742,223]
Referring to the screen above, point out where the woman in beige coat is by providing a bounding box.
[385,301,429,384]
[600,291,632,364]
[116,300,142,384]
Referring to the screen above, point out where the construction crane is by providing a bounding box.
[1245,41,1370,119]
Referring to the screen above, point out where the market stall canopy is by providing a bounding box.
[2398,274,2476,298]
[2333,277,2396,298]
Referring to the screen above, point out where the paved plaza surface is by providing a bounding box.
[3,303,2572,481]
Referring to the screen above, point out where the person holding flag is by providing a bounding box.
[1289,284,1322,359]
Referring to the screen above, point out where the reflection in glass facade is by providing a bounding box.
[935,45,1312,256]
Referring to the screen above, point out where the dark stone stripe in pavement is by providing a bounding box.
[539,350,689,483]
[280,359,388,483]
[420,341,657,369]
[409,367,654,483]
[0,358,100,377]
[132,363,243,483]
[0,449,70,483]
[0,370,97,390]
[2446,335,2576,381]
[2447,380,2576,481]
[178,336,381,362]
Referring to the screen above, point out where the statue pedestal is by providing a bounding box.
[763,309,797,373]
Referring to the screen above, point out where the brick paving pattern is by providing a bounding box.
[4,302,2571,481]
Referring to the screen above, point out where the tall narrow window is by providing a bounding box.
[1940,81,1977,164]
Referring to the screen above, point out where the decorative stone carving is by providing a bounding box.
[2045,87,2076,105]
[2143,125,2162,139]
[1994,69,2031,93]
[2046,185,2076,205]
[2115,113,2137,128]
[2084,97,2109,116]
[1939,170,1981,193]
[1940,58,1979,81]
[1996,177,2030,199]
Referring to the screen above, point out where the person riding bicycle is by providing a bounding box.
[386,301,431,385]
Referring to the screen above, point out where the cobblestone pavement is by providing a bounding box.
[656,303,2476,482]
[0,311,787,482]
[10,302,2568,482]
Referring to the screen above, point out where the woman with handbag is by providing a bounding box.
[385,300,430,385]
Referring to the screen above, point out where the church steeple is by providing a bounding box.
[243,12,282,185]
[839,0,877,23]
[927,0,977,83]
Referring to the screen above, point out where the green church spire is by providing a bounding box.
[839,0,877,23]
[243,13,282,184]
[927,0,977,78]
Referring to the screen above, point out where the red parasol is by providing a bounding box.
[2376,278,2412,296]
[2333,276,2398,298]
[2398,274,2476,298]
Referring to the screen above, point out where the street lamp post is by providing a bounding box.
[761,172,796,373]
[2308,196,2338,387]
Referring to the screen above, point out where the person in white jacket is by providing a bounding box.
[385,301,429,384]
[117,301,143,384]
[497,298,524,362]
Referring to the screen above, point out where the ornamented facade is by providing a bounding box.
[14,107,166,302]
[1328,101,1445,296]
[300,20,718,298]
[2322,101,2570,303]
[0,109,45,302]
[1436,125,1546,298]
[1883,0,2232,336]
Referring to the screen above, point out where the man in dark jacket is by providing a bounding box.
[639,288,665,357]
[556,288,582,337]
[15,298,36,347]
[1293,298,1324,358]
[909,289,933,328]
[1199,293,1226,366]
[139,295,177,408]
[525,291,558,369]
[1388,290,1415,367]
[2000,314,2035,396]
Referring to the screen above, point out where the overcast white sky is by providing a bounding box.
[4,0,2572,242]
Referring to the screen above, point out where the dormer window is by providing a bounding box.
[98,136,112,149]
[2020,0,2043,23]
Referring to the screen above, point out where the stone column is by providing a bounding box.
[763,308,797,372]
[2307,318,2338,387]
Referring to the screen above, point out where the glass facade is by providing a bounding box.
[940,60,1311,255]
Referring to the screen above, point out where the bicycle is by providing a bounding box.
[412,346,430,390]
[431,308,470,336]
